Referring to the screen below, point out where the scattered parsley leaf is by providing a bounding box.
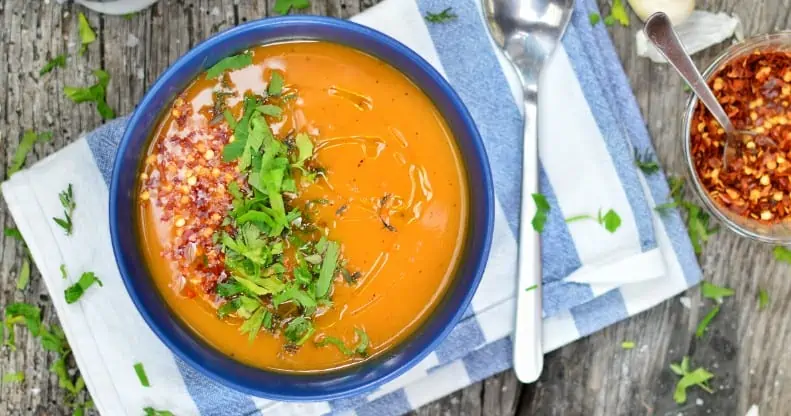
[353,328,369,356]
[293,133,314,169]
[683,202,718,255]
[64,69,115,119]
[273,0,311,15]
[144,407,175,416]
[53,184,76,235]
[599,209,622,233]
[425,7,457,23]
[621,341,635,349]
[695,305,720,338]
[77,13,96,55]
[40,54,66,75]
[15,258,30,291]
[134,362,150,387]
[670,357,714,404]
[634,148,660,174]
[7,130,53,177]
[773,246,791,263]
[39,325,68,354]
[654,201,679,214]
[268,72,284,96]
[608,0,630,27]
[531,193,550,232]
[757,288,770,310]
[4,302,42,337]
[206,52,253,79]
[4,227,24,243]
[2,371,24,383]
[315,241,340,298]
[51,356,84,395]
[589,12,601,25]
[525,284,538,292]
[603,15,616,26]
[316,336,353,355]
[239,308,267,342]
[700,281,734,303]
[284,316,314,346]
[64,272,103,304]
[315,328,369,357]
[257,104,282,117]
[668,176,685,200]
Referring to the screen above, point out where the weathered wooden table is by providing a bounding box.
[1,0,789,415]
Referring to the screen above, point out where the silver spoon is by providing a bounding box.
[482,0,574,383]
[643,12,755,167]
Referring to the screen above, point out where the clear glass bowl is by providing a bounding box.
[682,32,791,244]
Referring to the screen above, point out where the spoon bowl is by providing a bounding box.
[482,0,574,384]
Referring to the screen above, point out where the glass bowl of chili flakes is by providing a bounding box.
[683,32,791,243]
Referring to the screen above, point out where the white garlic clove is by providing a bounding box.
[627,0,695,24]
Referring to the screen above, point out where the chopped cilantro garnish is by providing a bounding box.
[315,241,340,298]
[144,407,175,416]
[40,54,66,75]
[700,281,734,303]
[564,208,621,232]
[268,72,284,96]
[425,7,457,23]
[134,362,150,387]
[2,371,25,383]
[603,15,616,26]
[621,341,635,349]
[525,284,538,292]
[653,201,678,214]
[589,12,601,25]
[670,357,714,404]
[284,317,314,345]
[4,227,24,242]
[64,272,103,304]
[758,288,770,310]
[7,130,53,177]
[273,0,311,14]
[695,305,720,338]
[206,52,253,79]
[4,302,42,338]
[634,148,660,174]
[316,328,369,357]
[15,258,30,291]
[773,246,791,263]
[77,13,96,55]
[40,325,68,354]
[531,193,550,232]
[608,0,630,27]
[53,184,76,235]
[64,69,115,119]
[683,202,718,255]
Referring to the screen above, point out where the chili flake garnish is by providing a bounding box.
[691,51,791,223]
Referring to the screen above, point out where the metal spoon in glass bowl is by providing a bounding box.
[643,12,758,168]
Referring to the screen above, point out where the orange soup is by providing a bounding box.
[136,41,468,372]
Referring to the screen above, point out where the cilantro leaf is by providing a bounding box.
[144,407,175,416]
[773,246,791,263]
[64,272,103,304]
[700,282,734,303]
[758,288,770,310]
[40,325,68,354]
[695,305,720,338]
[525,284,538,292]
[316,335,353,355]
[53,184,76,235]
[4,302,42,337]
[425,7,457,23]
[670,357,714,404]
[60,264,68,279]
[64,69,115,120]
[353,328,369,356]
[284,316,314,345]
[603,15,616,26]
[531,193,550,232]
[15,258,30,291]
[634,148,660,174]
[206,52,253,79]
[600,209,622,233]
[272,285,317,310]
[257,104,282,117]
[268,72,284,96]
[273,0,311,15]
[621,341,635,349]
[232,276,284,296]
[134,362,150,387]
[2,371,24,383]
[608,0,630,27]
[315,329,369,357]
[3,227,24,243]
[589,12,601,25]
[40,54,66,75]
[683,202,718,255]
[565,214,594,224]
[7,130,53,177]
[50,356,84,395]
[315,241,340,298]
[77,13,96,55]
[294,133,314,167]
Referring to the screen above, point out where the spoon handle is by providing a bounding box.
[513,93,543,384]
[643,12,736,133]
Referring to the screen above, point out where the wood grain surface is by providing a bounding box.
[1,0,789,415]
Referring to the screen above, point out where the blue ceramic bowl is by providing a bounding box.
[110,16,494,401]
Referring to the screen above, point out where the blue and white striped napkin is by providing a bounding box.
[1,0,701,414]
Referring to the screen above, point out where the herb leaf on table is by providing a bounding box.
[205,52,253,79]
[273,0,311,15]
[64,272,103,304]
[40,54,66,75]
[53,184,76,235]
[425,7,457,23]
[670,357,714,404]
[531,193,551,232]
[77,13,96,55]
[7,130,53,178]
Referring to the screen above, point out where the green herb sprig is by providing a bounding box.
[53,184,76,235]
[206,52,253,79]
[531,193,550,232]
[7,130,53,178]
[425,7,457,23]
[670,357,714,404]
[77,13,96,55]
[40,55,67,75]
[273,0,311,15]
[564,208,622,233]
[64,69,115,120]
[64,272,103,304]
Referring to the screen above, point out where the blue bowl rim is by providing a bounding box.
[110,15,495,401]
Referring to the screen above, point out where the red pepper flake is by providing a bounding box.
[691,50,791,223]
